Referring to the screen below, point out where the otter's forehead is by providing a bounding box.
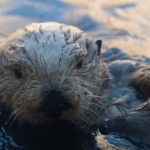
[7,22,93,71]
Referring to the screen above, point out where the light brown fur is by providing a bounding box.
[130,64,150,100]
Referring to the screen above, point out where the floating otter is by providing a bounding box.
[0,22,149,150]
[0,22,114,150]
[0,22,112,125]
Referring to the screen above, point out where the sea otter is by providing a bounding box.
[0,22,112,126]
[0,22,149,150]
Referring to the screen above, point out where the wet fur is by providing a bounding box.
[0,22,150,150]
[0,22,111,125]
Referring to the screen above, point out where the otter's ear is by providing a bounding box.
[96,39,102,56]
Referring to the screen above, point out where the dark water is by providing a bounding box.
[0,0,150,150]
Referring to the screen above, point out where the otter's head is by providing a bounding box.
[0,22,104,125]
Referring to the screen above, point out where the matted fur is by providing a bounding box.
[0,22,111,125]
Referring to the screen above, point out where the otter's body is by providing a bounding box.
[0,22,150,150]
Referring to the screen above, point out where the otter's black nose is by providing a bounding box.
[40,89,71,119]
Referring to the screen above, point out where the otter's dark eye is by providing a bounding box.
[76,60,83,69]
[13,68,22,79]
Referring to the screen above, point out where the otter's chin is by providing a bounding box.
[17,103,82,126]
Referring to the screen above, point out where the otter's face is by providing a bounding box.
[0,22,102,125]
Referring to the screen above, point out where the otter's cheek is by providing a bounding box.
[61,104,80,120]
[9,84,43,122]
[0,76,21,104]
[60,95,81,120]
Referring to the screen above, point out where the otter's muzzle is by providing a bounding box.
[40,89,72,119]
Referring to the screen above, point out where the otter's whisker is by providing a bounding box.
[5,109,20,127]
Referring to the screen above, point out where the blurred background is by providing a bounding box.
[0,0,150,56]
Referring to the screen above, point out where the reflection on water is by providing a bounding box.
[0,0,150,149]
